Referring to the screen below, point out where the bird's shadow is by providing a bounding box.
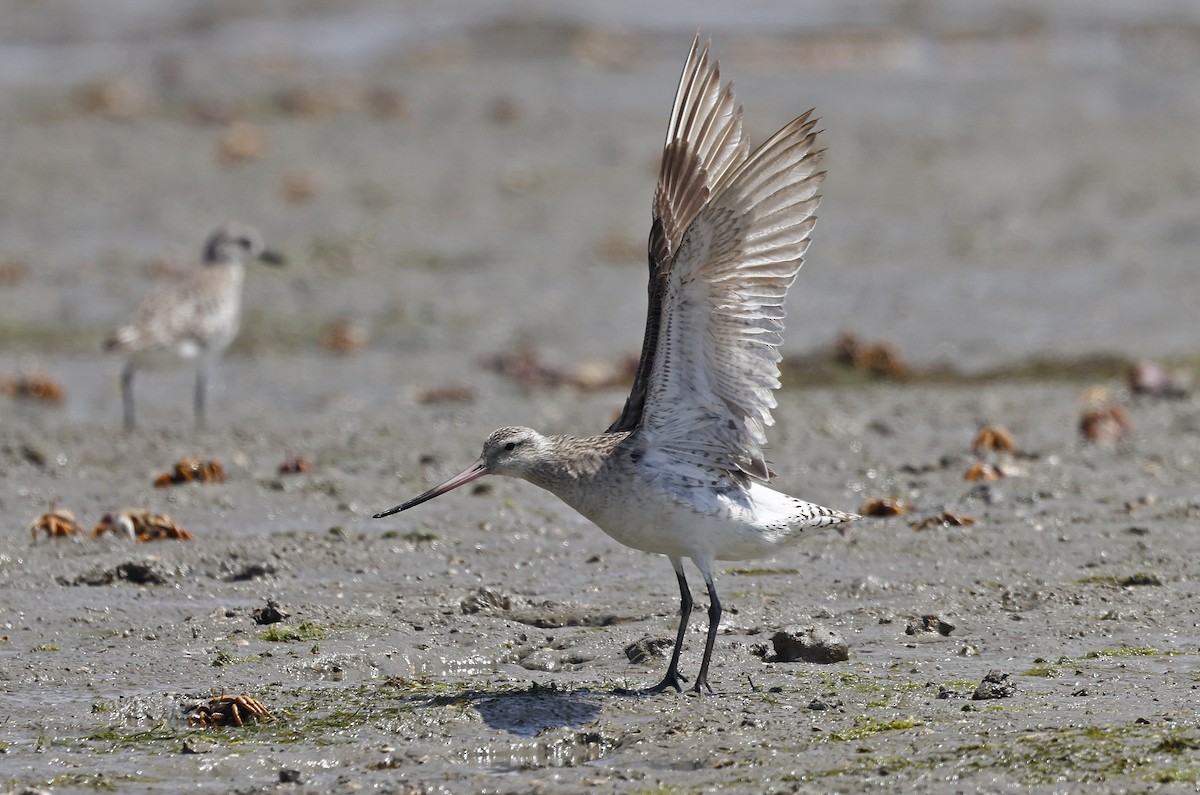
[400,682,605,737]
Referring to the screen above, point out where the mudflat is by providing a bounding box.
[5,373,1199,792]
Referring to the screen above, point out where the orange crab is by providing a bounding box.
[29,505,83,541]
[277,455,314,475]
[833,331,909,379]
[971,424,1018,453]
[93,509,193,542]
[187,693,272,727]
[911,511,977,530]
[92,512,137,541]
[154,458,225,488]
[1080,405,1130,446]
[0,374,66,403]
[965,462,1003,481]
[859,497,911,517]
[134,512,193,542]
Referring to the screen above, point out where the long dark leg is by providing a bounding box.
[691,568,721,694]
[194,365,207,430]
[121,361,136,432]
[620,557,691,695]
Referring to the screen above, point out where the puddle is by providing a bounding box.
[456,727,619,770]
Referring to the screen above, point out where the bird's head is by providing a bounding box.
[373,426,551,519]
[203,222,285,267]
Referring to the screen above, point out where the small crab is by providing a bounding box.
[29,505,83,542]
[971,424,1017,453]
[964,462,1003,481]
[93,509,192,542]
[154,457,225,488]
[0,374,66,403]
[187,693,272,727]
[321,319,368,355]
[277,455,313,475]
[130,510,193,541]
[859,497,911,517]
[1080,405,1131,446]
[833,331,909,379]
[92,512,137,541]
[911,511,977,530]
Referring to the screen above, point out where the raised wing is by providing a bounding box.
[634,111,824,479]
[608,35,748,433]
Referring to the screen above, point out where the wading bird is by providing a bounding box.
[375,36,858,694]
[105,223,283,431]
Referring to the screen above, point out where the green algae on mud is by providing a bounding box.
[257,622,328,643]
[984,725,1200,786]
[79,678,472,754]
[37,772,152,791]
[808,725,1200,786]
[1082,645,1177,659]
[1023,646,1178,677]
[827,715,925,742]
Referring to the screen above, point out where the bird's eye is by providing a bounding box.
[504,442,517,451]
[237,237,253,249]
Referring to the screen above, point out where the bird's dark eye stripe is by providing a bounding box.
[504,442,516,451]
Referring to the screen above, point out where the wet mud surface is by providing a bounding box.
[4,378,1200,792]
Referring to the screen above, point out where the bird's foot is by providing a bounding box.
[616,668,687,696]
[688,676,714,696]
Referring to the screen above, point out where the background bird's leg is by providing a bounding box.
[692,568,721,694]
[193,364,208,430]
[121,361,136,432]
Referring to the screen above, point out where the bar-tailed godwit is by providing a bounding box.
[376,36,858,694]
[104,222,283,431]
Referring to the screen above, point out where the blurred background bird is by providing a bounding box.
[104,222,283,431]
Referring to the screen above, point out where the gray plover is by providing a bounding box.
[104,222,283,431]
[375,36,858,694]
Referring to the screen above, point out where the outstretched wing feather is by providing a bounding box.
[635,112,825,479]
[608,36,749,433]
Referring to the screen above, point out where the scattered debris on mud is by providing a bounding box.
[973,670,1016,700]
[762,626,849,664]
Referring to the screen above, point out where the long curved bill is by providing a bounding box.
[373,459,489,518]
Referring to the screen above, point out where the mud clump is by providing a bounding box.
[253,599,290,625]
[766,626,849,664]
[973,670,1016,700]
[66,559,188,586]
[906,614,956,637]
[624,637,673,664]
[461,587,512,614]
